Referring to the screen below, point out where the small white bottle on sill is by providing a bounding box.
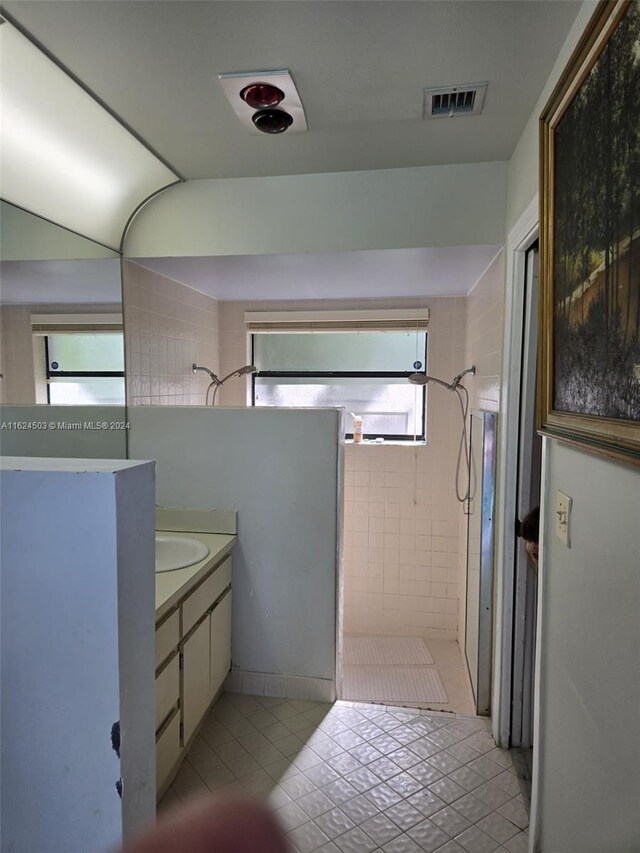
[352,414,363,443]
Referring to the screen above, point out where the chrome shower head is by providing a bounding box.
[408,365,475,391]
[235,365,257,377]
[192,363,219,382]
[408,373,455,390]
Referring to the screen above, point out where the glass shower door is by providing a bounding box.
[465,410,497,716]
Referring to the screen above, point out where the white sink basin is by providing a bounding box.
[155,534,210,573]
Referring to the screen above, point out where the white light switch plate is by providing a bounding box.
[555,491,572,546]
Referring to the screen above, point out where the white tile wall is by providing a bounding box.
[458,250,505,646]
[0,305,36,404]
[217,296,467,642]
[123,261,220,406]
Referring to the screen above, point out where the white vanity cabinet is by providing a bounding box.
[154,550,233,797]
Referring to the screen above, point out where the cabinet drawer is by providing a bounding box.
[155,609,179,669]
[182,556,231,635]
[155,654,179,733]
[156,710,180,795]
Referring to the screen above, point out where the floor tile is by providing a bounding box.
[381,833,423,853]
[333,826,377,853]
[368,756,403,781]
[280,773,317,800]
[275,801,311,832]
[384,800,424,831]
[454,825,499,853]
[496,798,529,830]
[305,763,341,788]
[407,762,444,787]
[406,817,450,851]
[328,753,363,776]
[340,793,381,823]
[387,771,423,797]
[407,789,447,818]
[473,781,514,810]
[360,813,403,845]
[177,691,531,853]
[502,831,529,852]
[428,777,467,804]
[322,778,360,806]
[476,813,520,845]
[429,805,472,838]
[447,766,485,792]
[451,793,494,824]
[287,820,331,853]
[344,766,382,793]
[298,789,336,819]
[314,807,357,840]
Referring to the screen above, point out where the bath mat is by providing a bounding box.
[344,635,434,666]
[343,665,448,704]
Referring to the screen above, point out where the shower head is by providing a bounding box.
[409,373,455,390]
[192,363,219,382]
[219,364,257,384]
[408,365,475,391]
[235,365,257,377]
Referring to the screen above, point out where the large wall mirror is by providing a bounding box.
[0,201,127,457]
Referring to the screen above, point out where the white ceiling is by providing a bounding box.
[4,1,581,180]
[136,245,500,300]
[1,1,578,304]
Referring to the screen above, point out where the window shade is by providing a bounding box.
[244,308,429,332]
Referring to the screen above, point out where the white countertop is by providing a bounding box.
[155,531,236,621]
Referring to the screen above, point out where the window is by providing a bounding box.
[44,332,125,405]
[251,330,427,440]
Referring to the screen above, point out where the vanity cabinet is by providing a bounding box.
[154,552,233,797]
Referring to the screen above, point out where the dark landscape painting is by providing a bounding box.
[553,0,640,422]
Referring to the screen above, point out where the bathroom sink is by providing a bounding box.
[155,534,210,573]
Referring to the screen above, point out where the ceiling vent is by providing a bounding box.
[423,83,488,119]
[219,70,307,135]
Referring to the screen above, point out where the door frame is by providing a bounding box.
[492,195,538,748]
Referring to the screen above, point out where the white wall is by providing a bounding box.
[0,457,156,853]
[128,406,341,689]
[124,162,507,258]
[506,2,599,231]
[536,442,640,852]
[218,296,467,648]
[122,261,220,406]
[502,2,640,848]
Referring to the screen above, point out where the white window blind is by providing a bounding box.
[244,308,429,333]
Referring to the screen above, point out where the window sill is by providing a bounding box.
[344,439,426,447]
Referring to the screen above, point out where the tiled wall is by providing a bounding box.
[217,296,467,642]
[465,250,505,414]
[458,249,505,646]
[122,261,220,406]
[0,305,36,404]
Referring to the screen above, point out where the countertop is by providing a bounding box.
[155,531,237,621]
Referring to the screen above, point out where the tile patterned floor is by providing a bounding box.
[159,693,529,853]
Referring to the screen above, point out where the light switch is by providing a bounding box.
[555,491,572,546]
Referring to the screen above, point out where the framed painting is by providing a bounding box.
[539,0,640,464]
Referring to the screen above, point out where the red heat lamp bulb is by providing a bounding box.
[240,83,285,110]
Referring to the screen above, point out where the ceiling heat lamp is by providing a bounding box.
[219,70,307,135]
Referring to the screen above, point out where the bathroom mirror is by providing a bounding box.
[0,202,127,457]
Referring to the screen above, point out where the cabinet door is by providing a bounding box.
[182,617,211,744]
[210,590,232,700]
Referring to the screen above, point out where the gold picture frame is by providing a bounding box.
[539,0,640,465]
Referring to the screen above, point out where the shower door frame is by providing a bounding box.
[465,409,497,717]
